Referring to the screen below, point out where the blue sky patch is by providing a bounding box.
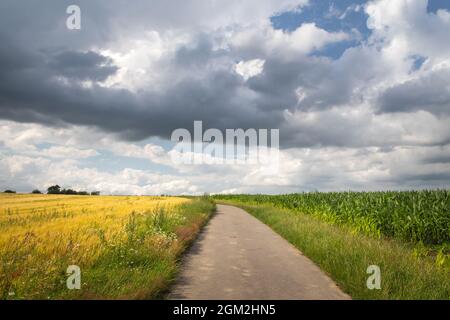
[427,0,450,13]
[271,0,370,59]
[271,0,450,60]
[411,55,427,72]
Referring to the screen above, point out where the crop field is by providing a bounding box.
[214,190,450,245]
[214,190,450,299]
[214,191,450,299]
[0,193,214,299]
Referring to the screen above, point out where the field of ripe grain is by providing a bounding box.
[0,193,214,299]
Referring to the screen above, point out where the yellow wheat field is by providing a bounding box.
[0,193,194,299]
[0,193,189,250]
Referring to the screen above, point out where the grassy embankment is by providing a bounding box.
[214,191,450,300]
[0,193,215,299]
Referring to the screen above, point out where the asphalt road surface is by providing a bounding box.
[169,204,350,300]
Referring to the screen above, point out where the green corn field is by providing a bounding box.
[214,190,450,245]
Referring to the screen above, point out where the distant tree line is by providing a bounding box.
[3,186,100,196]
[47,185,100,196]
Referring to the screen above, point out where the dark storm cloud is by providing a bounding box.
[0,26,446,150]
[0,31,284,141]
[0,1,371,148]
[377,68,450,115]
[48,50,118,82]
[0,0,449,153]
[247,46,387,113]
[247,58,319,112]
[384,172,450,185]
[0,1,352,147]
[174,36,221,67]
[0,0,294,140]
[422,154,450,165]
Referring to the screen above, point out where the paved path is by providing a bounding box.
[169,204,350,300]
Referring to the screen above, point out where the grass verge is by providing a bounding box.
[218,201,450,300]
[75,198,216,300]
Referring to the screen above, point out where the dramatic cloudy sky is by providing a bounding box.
[1,0,450,195]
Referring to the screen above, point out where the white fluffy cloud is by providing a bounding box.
[235,59,265,80]
[367,0,450,61]
[230,22,351,58]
